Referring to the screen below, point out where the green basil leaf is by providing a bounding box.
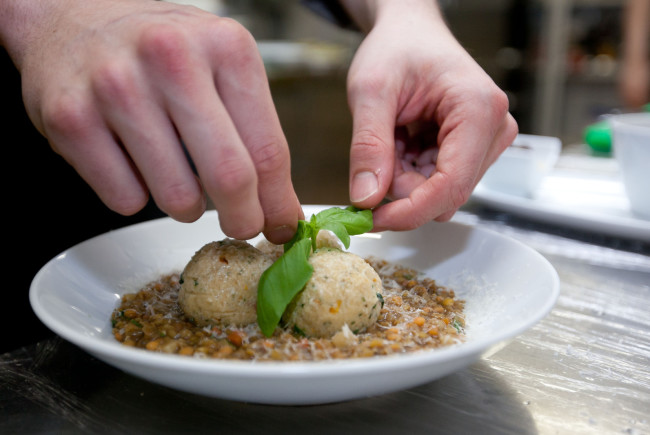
[339,207,373,235]
[257,238,313,337]
[311,206,347,223]
[314,206,372,236]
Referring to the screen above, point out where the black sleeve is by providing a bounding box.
[300,0,359,31]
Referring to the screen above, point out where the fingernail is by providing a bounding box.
[268,225,295,244]
[351,171,378,202]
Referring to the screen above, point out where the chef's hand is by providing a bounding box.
[0,0,301,243]
[341,0,518,231]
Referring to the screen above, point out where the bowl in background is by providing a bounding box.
[610,113,650,219]
[480,134,562,198]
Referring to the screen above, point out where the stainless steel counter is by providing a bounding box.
[2,205,648,435]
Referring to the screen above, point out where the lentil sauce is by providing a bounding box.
[111,257,465,361]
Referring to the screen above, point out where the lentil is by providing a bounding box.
[111,257,465,361]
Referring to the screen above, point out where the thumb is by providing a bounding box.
[348,93,396,209]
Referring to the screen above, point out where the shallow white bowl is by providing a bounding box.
[30,205,559,405]
[611,113,650,219]
[480,134,562,198]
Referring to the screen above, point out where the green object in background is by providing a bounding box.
[584,120,612,154]
[584,104,649,154]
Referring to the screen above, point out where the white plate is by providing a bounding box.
[472,154,650,242]
[30,205,559,405]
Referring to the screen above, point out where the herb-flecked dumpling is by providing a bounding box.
[282,247,383,338]
[179,239,273,327]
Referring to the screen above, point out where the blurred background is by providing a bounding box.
[0,0,642,352]
[166,0,631,204]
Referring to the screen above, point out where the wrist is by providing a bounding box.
[339,0,441,32]
[0,0,67,69]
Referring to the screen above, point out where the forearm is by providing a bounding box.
[0,0,153,70]
[0,0,63,68]
[622,0,650,64]
[338,0,442,33]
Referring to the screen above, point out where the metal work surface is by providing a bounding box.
[2,206,648,435]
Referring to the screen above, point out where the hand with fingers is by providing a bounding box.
[341,0,519,232]
[0,0,302,244]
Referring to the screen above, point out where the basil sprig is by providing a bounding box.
[256,206,373,337]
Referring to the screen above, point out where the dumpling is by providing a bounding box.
[282,247,383,338]
[179,239,273,326]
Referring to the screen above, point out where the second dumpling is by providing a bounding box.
[282,247,384,338]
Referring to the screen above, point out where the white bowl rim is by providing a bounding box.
[29,213,560,379]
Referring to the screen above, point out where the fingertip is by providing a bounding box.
[155,179,207,223]
[261,195,303,244]
[365,203,393,233]
[434,209,457,222]
[350,170,379,205]
[91,169,150,217]
[263,225,296,245]
[349,153,394,209]
[369,193,437,233]
[211,184,265,241]
[219,210,264,241]
[162,193,207,223]
[105,189,150,217]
